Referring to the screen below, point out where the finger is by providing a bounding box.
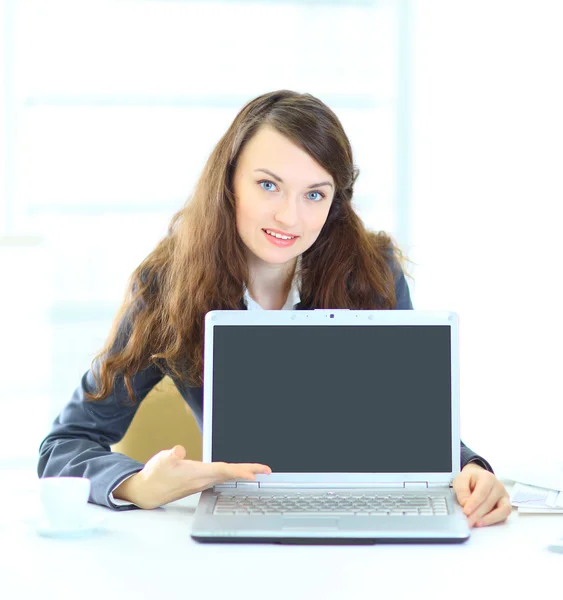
[211,462,271,482]
[219,463,272,475]
[474,496,512,527]
[169,445,187,460]
[452,472,472,507]
[236,471,258,481]
[462,476,495,516]
[466,487,503,527]
[237,463,272,474]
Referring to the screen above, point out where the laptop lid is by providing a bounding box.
[202,310,460,487]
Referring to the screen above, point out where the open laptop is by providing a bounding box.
[191,309,470,544]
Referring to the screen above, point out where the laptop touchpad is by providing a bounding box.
[282,518,339,530]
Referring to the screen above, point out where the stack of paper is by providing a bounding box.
[501,460,563,513]
[510,483,563,513]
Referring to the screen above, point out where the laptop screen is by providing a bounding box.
[211,324,452,473]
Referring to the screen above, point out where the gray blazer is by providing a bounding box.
[37,262,493,509]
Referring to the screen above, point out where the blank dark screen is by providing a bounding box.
[211,325,452,473]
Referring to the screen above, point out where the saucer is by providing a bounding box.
[35,514,107,539]
[547,538,563,554]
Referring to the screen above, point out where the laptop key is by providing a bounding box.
[282,511,355,517]
[215,494,448,516]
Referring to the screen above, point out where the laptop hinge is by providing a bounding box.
[214,481,260,490]
[214,481,450,491]
[257,482,405,489]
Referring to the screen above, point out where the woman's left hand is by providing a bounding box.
[452,463,512,527]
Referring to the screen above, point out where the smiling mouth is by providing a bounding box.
[262,228,299,240]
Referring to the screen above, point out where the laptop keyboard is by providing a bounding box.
[214,493,449,516]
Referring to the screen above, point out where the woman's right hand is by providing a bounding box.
[113,445,272,509]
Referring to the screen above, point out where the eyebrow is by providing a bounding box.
[254,168,334,189]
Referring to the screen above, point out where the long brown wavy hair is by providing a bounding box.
[87,90,408,403]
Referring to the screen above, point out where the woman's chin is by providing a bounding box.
[248,247,299,265]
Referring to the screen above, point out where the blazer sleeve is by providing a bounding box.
[460,442,494,473]
[393,261,414,310]
[391,257,494,474]
[37,360,164,509]
[38,298,166,510]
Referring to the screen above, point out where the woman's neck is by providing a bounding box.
[246,254,297,309]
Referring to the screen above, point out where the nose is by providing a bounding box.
[273,194,299,229]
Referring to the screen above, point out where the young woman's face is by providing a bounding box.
[233,126,334,266]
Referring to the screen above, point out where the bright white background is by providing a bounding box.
[0,0,561,471]
[409,0,562,473]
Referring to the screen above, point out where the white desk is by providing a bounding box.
[1,466,561,600]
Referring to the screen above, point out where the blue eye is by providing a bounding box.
[259,180,277,192]
[307,191,324,202]
[258,180,326,202]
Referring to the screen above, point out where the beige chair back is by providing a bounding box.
[111,376,202,463]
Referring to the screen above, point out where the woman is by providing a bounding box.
[38,90,511,528]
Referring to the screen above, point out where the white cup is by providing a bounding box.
[39,477,91,530]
